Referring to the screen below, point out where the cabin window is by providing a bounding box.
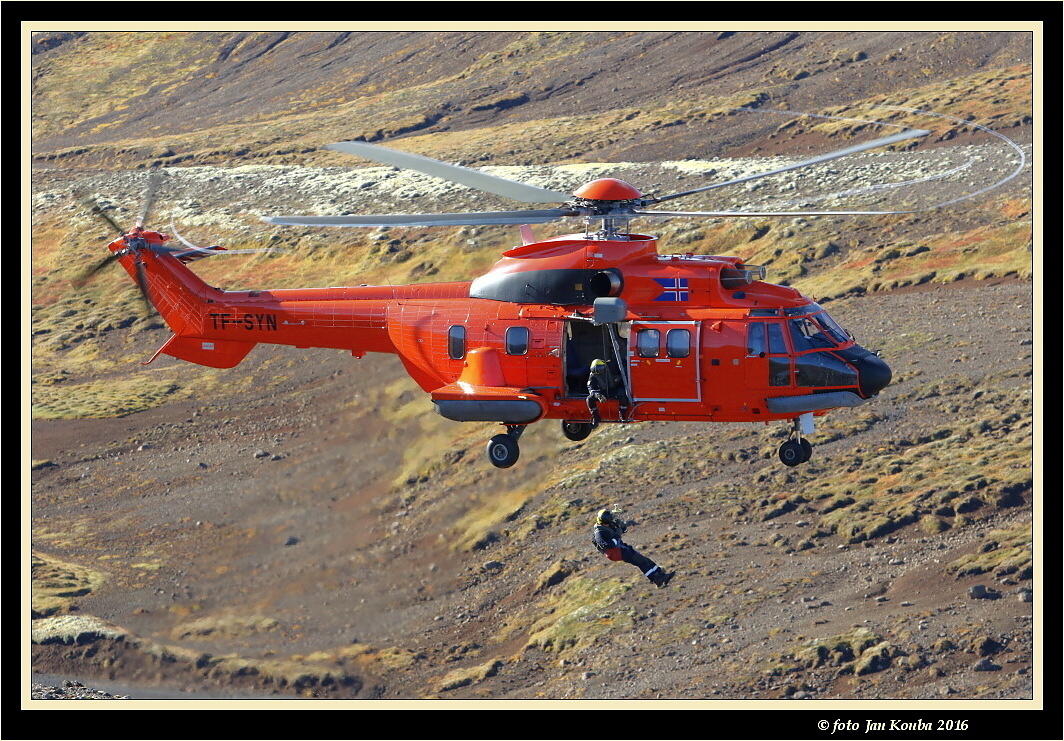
[666,328,690,358]
[506,326,530,355]
[636,328,660,358]
[448,325,466,359]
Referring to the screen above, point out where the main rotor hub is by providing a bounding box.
[572,178,644,201]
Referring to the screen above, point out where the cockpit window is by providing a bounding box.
[794,351,858,388]
[813,311,853,344]
[766,323,787,354]
[789,316,836,350]
[747,323,765,356]
[748,322,789,356]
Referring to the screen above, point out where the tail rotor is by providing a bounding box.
[73,169,170,313]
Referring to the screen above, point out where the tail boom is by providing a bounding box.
[113,238,469,368]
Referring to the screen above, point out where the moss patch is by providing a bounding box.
[525,576,634,654]
[31,552,108,617]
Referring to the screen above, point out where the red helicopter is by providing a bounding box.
[86,127,944,468]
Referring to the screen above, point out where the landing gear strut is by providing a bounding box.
[778,416,814,467]
[486,425,526,468]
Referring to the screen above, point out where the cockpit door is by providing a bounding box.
[627,321,701,402]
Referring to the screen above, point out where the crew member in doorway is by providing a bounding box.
[586,359,610,427]
[592,509,673,588]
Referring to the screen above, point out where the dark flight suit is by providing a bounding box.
[593,520,672,587]
[586,368,609,426]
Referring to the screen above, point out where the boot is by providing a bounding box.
[647,568,673,588]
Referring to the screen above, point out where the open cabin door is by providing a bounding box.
[563,319,626,397]
[627,321,701,402]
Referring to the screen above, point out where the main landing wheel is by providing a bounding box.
[561,420,594,442]
[778,439,813,467]
[486,434,520,469]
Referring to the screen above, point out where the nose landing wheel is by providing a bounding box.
[779,417,814,466]
[778,438,813,466]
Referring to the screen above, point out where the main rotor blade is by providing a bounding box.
[325,141,572,204]
[137,168,164,228]
[635,207,924,219]
[263,208,578,228]
[651,128,932,205]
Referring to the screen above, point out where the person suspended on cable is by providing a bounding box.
[592,509,673,588]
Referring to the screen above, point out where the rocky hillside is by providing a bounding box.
[27,30,1040,711]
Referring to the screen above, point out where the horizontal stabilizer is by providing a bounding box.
[148,335,256,369]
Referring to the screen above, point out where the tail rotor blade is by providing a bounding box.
[79,193,125,236]
[169,222,203,251]
[72,252,120,288]
[134,259,155,314]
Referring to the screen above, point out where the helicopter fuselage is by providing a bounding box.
[113,228,890,469]
[92,119,1023,467]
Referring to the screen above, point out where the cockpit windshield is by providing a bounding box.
[813,308,854,344]
[786,304,854,351]
[789,316,836,349]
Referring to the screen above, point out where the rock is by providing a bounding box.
[31,680,129,700]
[854,641,898,675]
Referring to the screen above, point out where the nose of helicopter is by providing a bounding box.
[854,348,892,398]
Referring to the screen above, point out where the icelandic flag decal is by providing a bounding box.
[653,277,689,301]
